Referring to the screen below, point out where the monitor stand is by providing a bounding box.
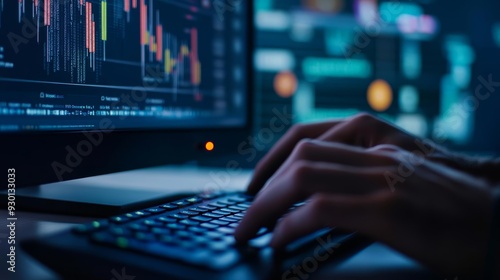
[2,164,252,217]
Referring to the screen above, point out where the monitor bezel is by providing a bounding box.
[0,0,255,188]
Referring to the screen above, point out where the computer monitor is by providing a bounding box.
[0,0,253,214]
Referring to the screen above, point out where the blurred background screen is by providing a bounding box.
[253,0,500,155]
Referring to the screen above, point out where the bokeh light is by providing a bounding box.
[302,0,344,13]
[274,71,298,98]
[367,79,393,112]
[399,86,419,113]
[205,141,214,151]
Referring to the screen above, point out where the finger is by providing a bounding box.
[271,194,388,248]
[318,113,402,148]
[247,121,343,194]
[268,140,397,183]
[235,162,390,242]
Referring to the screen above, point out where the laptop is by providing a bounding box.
[0,0,359,278]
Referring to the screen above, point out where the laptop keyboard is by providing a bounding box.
[72,192,267,270]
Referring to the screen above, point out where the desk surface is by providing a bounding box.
[0,165,435,280]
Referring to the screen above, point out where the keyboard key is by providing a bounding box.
[143,220,162,227]
[169,213,188,219]
[189,207,208,213]
[90,232,115,244]
[161,204,178,210]
[228,223,239,228]
[108,226,132,237]
[227,215,242,221]
[147,207,166,214]
[200,223,219,229]
[73,220,109,234]
[208,202,226,208]
[174,201,192,207]
[135,232,156,242]
[191,216,212,222]
[124,213,141,219]
[191,235,211,244]
[216,227,235,234]
[174,230,193,239]
[179,219,200,226]
[238,202,252,208]
[218,208,240,214]
[220,236,236,246]
[198,205,217,211]
[178,240,197,248]
[220,217,239,223]
[156,216,177,223]
[188,226,208,234]
[166,223,186,230]
[228,196,248,203]
[134,211,150,217]
[228,205,247,211]
[211,210,230,216]
[257,227,268,235]
[198,192,220,199]
[208,241,230,251]
[204,231,225,239]
[217,199,237,206]
[203,213,223,219]
[210,220,229,226]
[151,227,170,235]
[109,216,130,224]
[234,213,245,218]
[159,235,177,245]
[185,197,203,204]
[248,233,273,248]
[127,223,149,232]
[179,211,198,216]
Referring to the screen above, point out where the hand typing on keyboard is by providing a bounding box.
[235,113,499,278]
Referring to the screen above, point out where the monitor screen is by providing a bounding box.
[253,0,500,152]
[0,0,248,132]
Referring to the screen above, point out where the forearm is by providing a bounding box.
[427,145,500,183]
[454,157,500,183]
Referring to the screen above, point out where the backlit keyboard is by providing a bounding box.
[72,192,264,270]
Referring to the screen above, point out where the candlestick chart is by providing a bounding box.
[0,0,212,94]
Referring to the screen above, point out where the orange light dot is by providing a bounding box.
[274,71,298,98]
[367,79,393,112]
[205,141,215,151]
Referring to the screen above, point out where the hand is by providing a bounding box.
[235,142,494,276]
[246,113,456,195]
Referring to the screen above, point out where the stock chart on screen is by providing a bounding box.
[0,0,248,131]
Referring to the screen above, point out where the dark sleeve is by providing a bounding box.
[485,188,500,279]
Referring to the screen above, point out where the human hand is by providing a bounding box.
[235,142,494,276]
[247,113,455,195]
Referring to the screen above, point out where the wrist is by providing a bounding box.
[427,148,500,183]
